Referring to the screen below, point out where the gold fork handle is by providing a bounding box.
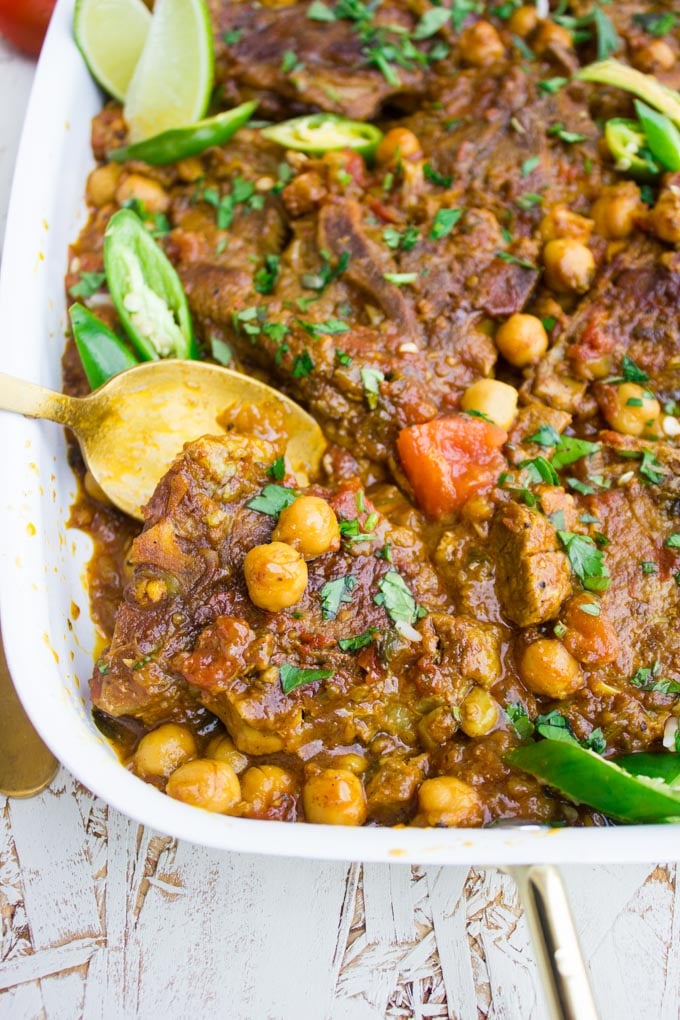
[508,864,600,1020]
[0,371,79,426]
[0,628,58,797]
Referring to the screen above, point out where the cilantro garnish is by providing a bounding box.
[521,155,539,177]
[267,456,286,481]
[413,6,451,39]
[538,77,567,95]
[424,163,453,188]
[338,627,379,652]
[639,450,666,485]
[374,570,425,627]
[335,349,352,366]
[247,484,298,516]
[203,177,258,230]
[339,518,377,542]
[547,123,588,144]
[633,12,676,37]
[223,29,242,44]
[382,225,420,251]
[292,351,314,378]
[520,456,559,486]
[69,270,107,300]
[320,574,357,620]
[496,251,538,270]
[527,424,562,447]
[621,355,649,384]
[361,367,384,409]
[516,193,544,211]
[301,251,349,292]
[299,318,350,337]
[525,427,599,469]
[254,254,280,295]
[557,531,610,592]
[430,208,462,239]
[630,661,680,695]
[280,664,333,694]
[592,7,620,60]
[383,273,418,285]
[506,703,535,741]
[665,534,680,549]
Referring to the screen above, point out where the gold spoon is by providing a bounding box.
[0,360,327,520]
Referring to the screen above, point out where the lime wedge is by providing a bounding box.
[73,0,151,102]
[124,0,215,144]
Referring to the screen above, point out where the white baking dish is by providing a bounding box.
[1,0,677,864]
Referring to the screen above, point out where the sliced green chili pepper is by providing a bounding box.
[507,741,680,823]
[634,100,680,171]
[262,114,383,158]
[604,118,661,178]
[617,751,680,786]
[108,101,258,166]
[104,208,197,362]
[577,59,680,126]
[69,303,139,389]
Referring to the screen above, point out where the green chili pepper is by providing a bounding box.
[108,101,258,166]
[604,118,661,178]
[262,114,383,159]
[634,100,680,171]
[617,751,680,785]
[507,741,680,823]
[104,208,197,361]
[577,59,680,126]
[69,303,139,389]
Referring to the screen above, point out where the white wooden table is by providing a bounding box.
[1,36,679,1020]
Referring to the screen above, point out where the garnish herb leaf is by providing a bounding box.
[254,254,280,295]
[338,627,379,652]
[361,367,384,409]
[280,664,333,694]
[430,208,462,239]
[630,661,680,695]
[621,355,649,383]
[413,7,451,39]
[320,574,357,620]
[69,271,107,299]
[558,531,610,591]
[374,570,425,627]
[506,703,535,741]
[267,456,286,481]
[423,163,453,188]
[247,484,298,516]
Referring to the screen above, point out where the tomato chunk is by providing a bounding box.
[397,415,507,517]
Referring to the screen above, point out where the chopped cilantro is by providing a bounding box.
[547,123,588,144]
[267,456,286,482]
[450,0,483,32]
[374,570,425,627]
[551,436,600,470]
[292,351,314,377]
[630,661,680,695]
[301,250,349,292]
[639,450,666,485]
[339,518,377,542]
[382,224,420,251]
[521,155,540,177]
[557,531,610,592]
[527,424,562,447]
[424,163,453,188]
[538,77,567,95]
[254,254,280,295]
[641,561,657,574]
[376,542,392,562]
[593,7,620,60]
[361,367,384,410]
[621,355,649,384]
[413,6,451,39]
[506,703,535,740]
[247,484,298,516]
[568,477,596,496]
[496,251,538,270]
[320,574,357,620]
[535,710,578,745]
[281,49,304,73]
[430,207,462,239]
[665,534,680,549]
[280,664,333,694]
[338,627,379,652]
[520,456,559,486]
[335,349,352,367]
[633,12,676,37]
[223,29,242,44]
[383,272,418,285]
[299,318,349,337]
[69,271,107,299]
[542,315,557,332]
[516,193,544,210]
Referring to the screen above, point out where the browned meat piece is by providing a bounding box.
[531,240,680,418]
[488,501,573,627]
[210,1,427,121]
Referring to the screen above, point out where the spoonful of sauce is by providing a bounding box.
[0,360,327,519]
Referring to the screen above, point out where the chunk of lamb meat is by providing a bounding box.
[488,501,573,627]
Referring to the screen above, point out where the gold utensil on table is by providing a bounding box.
[0,361,327,519]
[0,627,58,796]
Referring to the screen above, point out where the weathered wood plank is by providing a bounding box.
[426,867,477,1020]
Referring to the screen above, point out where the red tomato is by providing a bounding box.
[0,0,56,56]
[397,415,507,517]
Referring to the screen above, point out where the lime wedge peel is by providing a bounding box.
[73,0,151,103]
[124,0,215,144]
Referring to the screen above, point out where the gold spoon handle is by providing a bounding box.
[0,371,80,427]
[0,628,58,797]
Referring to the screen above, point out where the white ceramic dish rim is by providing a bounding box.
[1,0,678,866]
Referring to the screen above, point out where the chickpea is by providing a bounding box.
[461,378,518,429]
[175,157,204,182]
[376,127,422,165]
[241,765,296,814]
[460,687,500,738]
[205,733,249,774]
[272,496,341,560]
[650,192,680,245]
[592,182,643,240]
[115,173,170,213]
[243,541,308,611]
[415,776,484,827]
[459,21,505,66]
[508,5,538,38]
[86,163,122,207]
[532,20,573,55]
[561,594,619,666]
[634,39,676,74]
[303,768,367,826]
[133,723,197,780]
[543,239,595,294]
[520,639,585,699]
[600,382,660,438]
[166,759,241,813]
[539,205,593,244]
[495,314,549,368]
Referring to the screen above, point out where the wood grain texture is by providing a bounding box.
[1,770,680,1019]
